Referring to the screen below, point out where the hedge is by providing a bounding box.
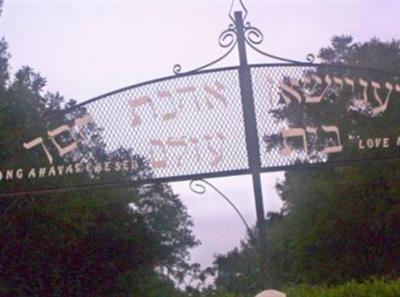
[285,278,400,297]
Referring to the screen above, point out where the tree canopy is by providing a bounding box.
[210,36,400,296]
[0,38,199,297]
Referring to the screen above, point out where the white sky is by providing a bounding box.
[3,0,400,269]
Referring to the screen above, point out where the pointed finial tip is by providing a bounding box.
[229,0,248,22]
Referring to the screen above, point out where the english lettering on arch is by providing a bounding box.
[358,137,390,150]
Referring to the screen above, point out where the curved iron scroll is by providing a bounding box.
[173,10,316,75]
[243,22,315,64]
[189,179,255,241]
[173,24,237,75]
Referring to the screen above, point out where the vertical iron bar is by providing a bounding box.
[234,11,271,288]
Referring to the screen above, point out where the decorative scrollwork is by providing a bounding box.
[172,24,237,75]
[173,64,182,75]
[218,24,237,48]
[173,9,316,75]
[245,36,316,65]
[189,180,207,195]
[241,21,316,65]
[306,53,316,63]
[189,179,255,240]
[244,22,263,45]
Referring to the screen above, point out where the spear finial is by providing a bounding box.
[229,0,248,22]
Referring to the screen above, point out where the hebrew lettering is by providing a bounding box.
[157,90,178,122]
[166,137,188,167]
[176,86,200,110]
[203,81,227,109]
[149,139,168,169]
[74,114,94,144]
[22,114,95,165]
[129,96,156,127]
[48,125,78,157]
[278,74,399,118]
[279,126,343,156]
[344,77,355,92]
[204,132,225,167]
[321,125,343,154]
[370,81,393,116]
[188,137,201,162]
[306,126,318,143]
[333,76,344,90]
[353,78,369,108]
[147,132,226,170]
[280,128,307,156]
[280,79,302,104]
[303,74,332,103]
[23,137,54,165]
[129,81,228,127]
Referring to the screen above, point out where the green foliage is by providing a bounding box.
[265,36,400,286]
[211,36,400,296]
[285,278,400,297]
[213,239,260,296]
[0,37,198,297]
[206,292,249,297]
[269,164,400,286]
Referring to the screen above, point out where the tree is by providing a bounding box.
[265,36,400,285]
[0,37,198,296]
[211,36,400,293]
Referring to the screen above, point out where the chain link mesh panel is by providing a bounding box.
[251,65,400,170]
[85,68,248,177]
[0,68,249,195]
[2,64,400,195]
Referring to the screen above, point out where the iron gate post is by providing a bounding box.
[234,11,272,287]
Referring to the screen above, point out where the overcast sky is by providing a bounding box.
[3,0,400,269]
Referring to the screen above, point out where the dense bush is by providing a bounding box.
[285,278,400,297]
